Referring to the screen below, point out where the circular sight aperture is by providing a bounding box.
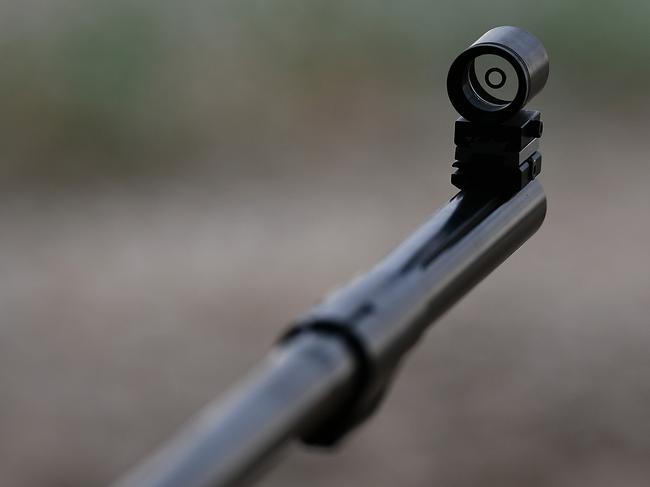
[447,26,549,123]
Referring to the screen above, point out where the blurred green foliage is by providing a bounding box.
[0,0,648,184]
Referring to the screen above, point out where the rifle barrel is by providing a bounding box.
[113,181,546,487]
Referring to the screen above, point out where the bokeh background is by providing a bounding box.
[2,1,650,486]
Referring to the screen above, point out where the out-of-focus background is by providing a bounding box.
[2,1,650,486]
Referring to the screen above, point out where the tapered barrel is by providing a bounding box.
[113,334,356,487]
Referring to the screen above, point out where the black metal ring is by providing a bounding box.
[485,67,506,89]
[447,26,549,123]
[447,44,528,123]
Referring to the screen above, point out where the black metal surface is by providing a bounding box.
[451,109,543,192]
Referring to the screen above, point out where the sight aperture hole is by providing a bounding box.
[470,54,519,104]
[485,68,506,89]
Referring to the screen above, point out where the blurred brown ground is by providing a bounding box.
[1,2,650,486]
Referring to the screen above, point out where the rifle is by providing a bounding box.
[113,26,549,487]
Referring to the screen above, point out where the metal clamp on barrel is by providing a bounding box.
[281,316,392,446]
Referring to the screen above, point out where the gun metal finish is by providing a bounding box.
[113,181,546,487]
[113,25,549,487]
